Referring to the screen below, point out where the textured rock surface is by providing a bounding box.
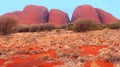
[49,9,70,26]
[3,5,49,24]
[72,5,100,22]
[95,8,118,24]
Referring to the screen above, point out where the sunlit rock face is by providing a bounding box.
[3,11,25,24]
[72,5,118,24]
[3,5,49,24]
[2,4,118,25]
[95,8,118,24]
[49,9,70,26]
[23,5,49,24]
[72,5,101,23]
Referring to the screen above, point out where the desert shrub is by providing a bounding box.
[13,23,56,33]
[100,24,108,29]
[58,23,73,30]
[57,25,66,29]
[107,22,120,29]
[44,23,56,31]
[64,23,73,30]
[29,24,40,32]
[38,23,56,31]
[72,19,102,32]
[0,16,17,35]
[15,25,30,32]
[37,24,45,31]
[89,23,104,30]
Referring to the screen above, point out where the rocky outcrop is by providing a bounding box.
[3,5,49,24]
[72,5,118,24]
[3,11,25,24]
[23,5,49,24]
[71,5,100,23]
[2,4,118,25]
[49,9,70,26]
[95,8,117,24]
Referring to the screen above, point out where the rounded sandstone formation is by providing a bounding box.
[72,5,100,23]
[3,11,25,24]
[23,5,49,24]
[49,9,70,26]
[3,5,49,24]
[2,4,118,25]
[95,8,118,24]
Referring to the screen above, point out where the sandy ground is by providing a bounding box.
[0,29,120,67]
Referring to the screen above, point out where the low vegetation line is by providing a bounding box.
[0,17,120,35]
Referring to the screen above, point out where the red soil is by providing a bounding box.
[0,59,6,66]
[79,45,114,67]
[79,45,108,56]
[0,45,114,67]
[6,57,62,67]
[0,49,62,67]
[84,59,114,67]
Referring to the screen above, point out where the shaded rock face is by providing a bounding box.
[3,5,49,24]
[71,5,100,23]
[49,9,70,26]
[95,8,117,24]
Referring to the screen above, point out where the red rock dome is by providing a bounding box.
[72,5,100,23]
[49,9,70,26]
[3,5,49,24]
[2,4,118,25]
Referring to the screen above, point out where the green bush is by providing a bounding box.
[58,23,73,30]
[107,22,120,29]
[90,23,105,30]
[65,23,73,30]
[0,16,17,35]
[72,19,102,32]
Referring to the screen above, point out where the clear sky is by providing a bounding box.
[0,0,120,18]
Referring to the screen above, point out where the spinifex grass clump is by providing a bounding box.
[98,45,120,63]
[0,16,17,35]
[72,19,103,32]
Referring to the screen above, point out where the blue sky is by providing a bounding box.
[0,0,120,18]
